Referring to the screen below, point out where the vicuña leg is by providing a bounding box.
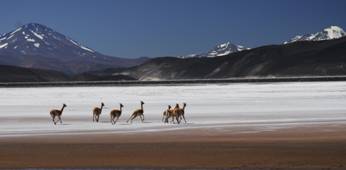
[175,116,180,124]
[181,115,187,123]
[52,116,57,125]
[141,115,144,122]
[114,117,120,124]
[127,115,135,123]
[51,115,55,124]
[58,115,63,124]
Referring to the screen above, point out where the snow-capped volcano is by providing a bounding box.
[0,23,96,58]
[181,41,249,58]
[0,23,146,74]
[284,26,346,44]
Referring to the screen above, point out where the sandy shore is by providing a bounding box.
[0,123,346,169]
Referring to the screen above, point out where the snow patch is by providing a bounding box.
[34,43,40,48]
[219,42,229,48]
[10,27,22,35]
[215,50,231,56]
[179,54,200,58]
[26,38,35,42]
[69,39,95,53]
[0,43,8,49]
[30,30,44,40]
[80,45,94,53]
[69,39,79,46]
[6,34,15,40]
[324,26,345,39]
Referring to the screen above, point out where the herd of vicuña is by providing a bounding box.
[49,101,187,125]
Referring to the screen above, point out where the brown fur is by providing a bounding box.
[165,103,181,124]
[110,103,123,125]
[93,102,104,122]
[177,103,187,123]
[127,101,145,123]
[162,105,172,122]
[50,104,66,125]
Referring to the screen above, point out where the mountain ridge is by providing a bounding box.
[98,36,346,80]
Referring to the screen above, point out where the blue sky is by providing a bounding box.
[0,0,345,58]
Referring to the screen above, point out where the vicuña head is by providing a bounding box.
[174,103,179,109]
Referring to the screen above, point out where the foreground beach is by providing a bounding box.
[0,122,346,169]
[0,82,346,169]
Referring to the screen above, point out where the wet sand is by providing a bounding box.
[0,123,346,169]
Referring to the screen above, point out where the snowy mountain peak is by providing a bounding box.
[284,25,346,44]
[23,23,53,32]
[180,41,249,58]
[323,26,345,39]
[0,23,96,55]
[207,41,249,58]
